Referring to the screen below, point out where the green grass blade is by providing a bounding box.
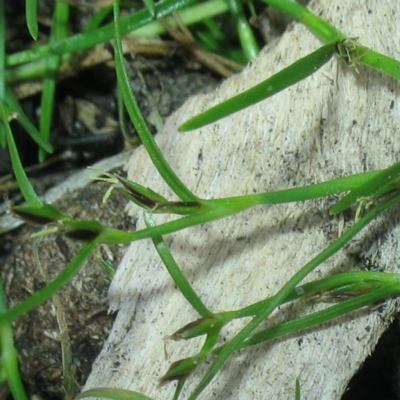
[238,281,400,350]
[226,0,259,61]
[113,0,198,202]
[5,88,53,153]
[295,378,301,400]
[187,191,400,399]
[144,213,212,317]
[264,1,400,81]
[38,0,69,162]
[5,0,229,85]
[142,0,155,18]
[0,0,6,147]
[262,0,344,43]
[2,105,41,205]
[0,241,97,325]
[179,42,336,131]
[25,0,38,40]
[76,387,155,400]
[84,5,113,32]
[357,46,400,80]
[0,279,29,400]
[330,160,400,214]
[6,0,222,67]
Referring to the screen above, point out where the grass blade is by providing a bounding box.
[144,212,212,317]
[38,0,69,162]
[179,42,336,131]
[187,191,400,399]
[76,387,155,400]
[5,88,53,153]
[262,0,343,43]
[2,105,41,205]
[25,0,39,40]
[0,0,6,147]
[0,279,29,400]
[113,0,198,202]
[0,240,97,325]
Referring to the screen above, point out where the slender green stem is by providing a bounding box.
[225,0,259,61]
[6,0,229,84]
[187,191,400,399]
[99,169,381,245]
[0,241,97,324]
[5,88,53,153]
[144,212,212,317]
[262,0,344,43]
[76,387,155,400]
[237,281,400,350]
[180,42,337,131]
[6,0,224,67]
[231,271,400,319]
[26,0,38,40]
[38,0,69,161]
[113,0,199,202]
[3,106,41,205]
[0,279,29,400]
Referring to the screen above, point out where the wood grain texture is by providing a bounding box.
[85,1,400,398]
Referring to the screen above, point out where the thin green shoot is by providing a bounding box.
[179,42,337,131]
[3,107,41,205]
[295,378,301,400]
[235,281,400,351]
[0,279,29,400]
[142,0,156,18]
[186,190,400,399]
[0,0,6,147]
[264,0,400,79]
[144,212,212,317]
[0,241,97,325]
[5,88,53,153]
[330,160,400,214]
[262,0,344,43]
[84,5,113,32]
[6,0,226,68]
[25,0,39,40]
[76,387,155,400]
[38,0,69,162]
[112,0,199,202]
[225,0,259,61]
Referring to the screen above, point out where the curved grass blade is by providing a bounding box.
[231,281,400,351]
[144,212,212,317]
[25,0,38,40]
[76,387,155,400]
[5,88,53,153]
[0,279,29,400]
[226,0,259,61]
[2,105,41,205]
[142,0,155,18]
[262,0,343,44]
[186,191,400,399]
[6,0,224,67]
[0,241,96,324]
[38,0,69,162]
[264,1,400,81]
[0,0,6,147]
[343,41,400,80]
[113,0,199,202]
[179,42,337,131]
[330,160,400,215]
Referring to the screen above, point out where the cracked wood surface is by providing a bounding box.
[85,1,400,398]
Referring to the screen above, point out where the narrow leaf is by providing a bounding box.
[26,0,39,40]
[179,42,336,131]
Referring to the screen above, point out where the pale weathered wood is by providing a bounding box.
[85,1,400,398]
